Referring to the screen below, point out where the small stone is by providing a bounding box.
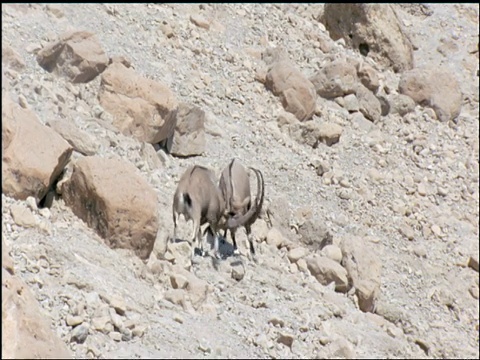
[468,257,479,272]
[66,315,84,327]
[287,247,309,263]
[469,285,479,299]
[132,324,147,338]
[25,196,38,210]
[70,323,89,344]
[413,245,427,258]
[121,328,133,341]
[109,331,122,342]
[10,203,38,228]
[231,263,245,281]
[399,223,415,241]
[190,14,210,30]
[321,244,343,263]
[431,224,443,237]
[174,315,184,324]
[93,316,112,334]
[417,183,427,196]
[109,295,127,315]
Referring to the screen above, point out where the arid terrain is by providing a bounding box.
[2,4,479,359]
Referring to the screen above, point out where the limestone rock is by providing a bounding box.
[2,92,73,202]
[323,4,414,72]
[265,60,316,121]
[340,236,382,312]
[387,94,416,116]
[47,118,99,156]
[398,66,462,122]
[36,30,109,83]
[99,62,178,144]
[63,156,159,260]
[310,59,358,99]
[171,102,206,157]
[298,219,332,250]
[356,84,381,122]
[305,255,349,293]
[356,62,380,93]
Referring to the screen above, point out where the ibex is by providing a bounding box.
[218,158,265,258]
[172,165,226,260]
[172,162,264,260]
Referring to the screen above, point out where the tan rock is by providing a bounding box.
[266,227,288,249]
[10,203,38,228]
[287,247,309,263]
[323,4,414,73]
[310,59,358,99]
[340,236,382,312]
[305,255,349,293]
[99,62,178,144]
[298,219,333,250]
[63,156,159,260]
[164,240,192,270]
[265,60,316,121]
[36,30,108,83]
[190,14,210,30]
[47,118,99,156]
[356,62,379,93]
[2,235,14,275]
[2,269,71,358]
[356,84,381,122]
[387,94,416,116]
[318,122,343,146]
[321,244,343,263]
[2,93,73,202]
[399,66,462,122]
[171,102,206,157]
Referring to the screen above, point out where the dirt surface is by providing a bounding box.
[2,4,479,359]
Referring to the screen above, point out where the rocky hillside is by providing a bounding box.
[2,4,479,359]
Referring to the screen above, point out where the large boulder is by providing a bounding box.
[170,102,206,157]
[322,4,414,73]
[2,92,73,203]
[265,60,316,121]
[62,156,159,260]
[2,238,71,359]
[398,66,462,122]
[99,62,178,144]
[36,30,109,83]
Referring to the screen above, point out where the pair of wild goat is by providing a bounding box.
[172,159,265,260]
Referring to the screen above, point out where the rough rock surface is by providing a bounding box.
[2,92,73,203]
[36,30,109,83]
[171,102,206,157]
[99,62,178,145]
[398,66,462,122]
[323,4,414,72]
[62,156,159,260]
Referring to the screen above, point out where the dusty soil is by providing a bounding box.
[2,3,479,359]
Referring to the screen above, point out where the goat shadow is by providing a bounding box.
[171,231,237,259]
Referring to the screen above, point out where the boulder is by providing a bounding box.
[310,60,358,99]
[288,119,342,147]
[265,60,316,121]
[323,4,414,73]
[62,156,159,260]
[398,66,462,122]
[340,236,382,312]
[355,84,381,122]
[99,62,178,144]
[36,30,109,83]
[170,102,206,157]
[305,255,349,293]
[2,92,73,203]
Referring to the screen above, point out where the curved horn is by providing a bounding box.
[226,167,264,229]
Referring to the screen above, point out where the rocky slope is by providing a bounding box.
[2,4,479,359]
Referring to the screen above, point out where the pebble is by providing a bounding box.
[66,315,84,327]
